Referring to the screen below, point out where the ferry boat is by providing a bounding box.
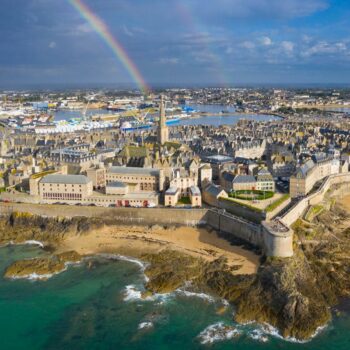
[120,121,151,132]
[166,118,180,125]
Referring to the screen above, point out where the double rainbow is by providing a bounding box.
[68,0,150,94]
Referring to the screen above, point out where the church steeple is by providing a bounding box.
[158,95,169,145]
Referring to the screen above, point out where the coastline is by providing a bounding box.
[2,193,350,343]
[56,224,259,275]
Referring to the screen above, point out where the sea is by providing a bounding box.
[1,244,350,350]
[53,104,280,127]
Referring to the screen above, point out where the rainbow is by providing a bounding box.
[176,1,229,88]
[68,0,149,93]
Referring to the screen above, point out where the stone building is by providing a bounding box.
[290,156,346,198]
[232,175,257,191]
[202,183,228,207]
[86,166,106,189]
[106,166,165,192]
[38,174,93,202]
[256,168,275,191]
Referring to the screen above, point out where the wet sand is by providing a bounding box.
[59,225,260,275]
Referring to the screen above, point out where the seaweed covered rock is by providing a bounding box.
[4,251,82,279]
[234,255,331,339]
[0,212,104,246]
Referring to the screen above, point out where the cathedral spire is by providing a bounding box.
[158,94,169,145]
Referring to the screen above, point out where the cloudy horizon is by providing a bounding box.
[1,0,350,89]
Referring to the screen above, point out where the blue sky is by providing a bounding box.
[1,0,350,88]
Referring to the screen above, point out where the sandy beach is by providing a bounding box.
[58,225,260,275]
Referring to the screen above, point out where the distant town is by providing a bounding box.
[1,87,350,257]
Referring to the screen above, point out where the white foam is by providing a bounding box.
[98,253,145,268]
[7,260,82,281]
[138,322,153,330]
[97,253,149,281]
[9,267,67,281]
[248,329,269,343]
[2,240,45,248]
[257,323,328,343]
[198,322,241,345]
[176,289,215,302]
[221,299,230,307]
[24,240,45,248]
[123,285,143,301]
[123,284,171,303]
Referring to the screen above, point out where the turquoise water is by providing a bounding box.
[1,245,350,350]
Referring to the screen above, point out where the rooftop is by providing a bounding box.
[108,166,160,176]
[106,181,128,188]
[40,174,90,185]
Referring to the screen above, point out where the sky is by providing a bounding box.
[1,0,350,89]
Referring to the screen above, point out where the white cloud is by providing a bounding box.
[48,41,56,49]
[159,57,179,64]
[122,25,134,37]
[259,36,273,46]
[76,23,93,34]
[281,41,294,54]
[302,34,313,43]
[302,41,348,57]
[241,41,255,49]
[192,0,329,20]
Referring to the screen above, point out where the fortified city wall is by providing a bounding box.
[281,173,350,227]
[0,201,293,258]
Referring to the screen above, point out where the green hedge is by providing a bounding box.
[177,196,191,205]
[265,194,290,212]
[31,170,56,180]
[229,190,274,201]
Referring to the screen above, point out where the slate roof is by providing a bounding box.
[40,174,90,185]
[221,171,235,182]
[232,175,256,184]
[108,166,159,176]
[204,183,226,197]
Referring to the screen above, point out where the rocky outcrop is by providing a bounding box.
[1,206,350,340]
[0,211,104,247]
[141,202,350,340]
[4,251,82,279]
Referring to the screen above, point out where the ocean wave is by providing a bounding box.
[138,322,153,330]
[259,323,328,343]
[8,260,82,282]
[122,285,171,303]
[123,285,143,301]
[24,240,45,248]
[248,329,269,343]
[197,322,241,345]
[175,289,215,302]
[97,253,149,281]
[1,240,45,249]
[9,268,67,281]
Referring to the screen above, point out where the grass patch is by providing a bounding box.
[177,196,191,205]
[305,204,324,221]
[265,194,290,212]
[229,190,274,201]
[31,170,56,180]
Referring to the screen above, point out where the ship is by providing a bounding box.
[120,121,151,132]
